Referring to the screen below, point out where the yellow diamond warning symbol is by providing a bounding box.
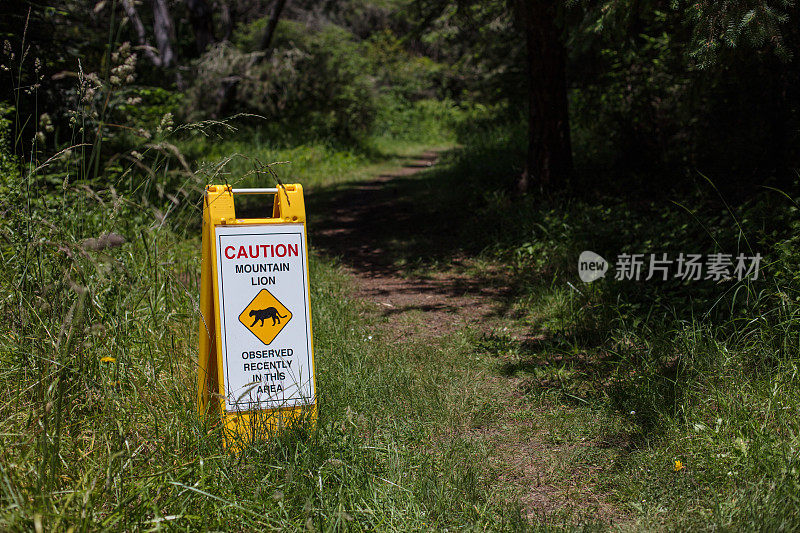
[238,289,293,345]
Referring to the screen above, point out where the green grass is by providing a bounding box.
[0,258,518,530]
[179,114,457,191]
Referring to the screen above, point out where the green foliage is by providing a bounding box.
[677,0,796,67]
[570,9,693,177]
[412,0,526,104]
[187,12,462,143]
[364,29,446,103]
[115,86,184,131]
[187,20,378,139]
[0,102,18,187]
[373,98,463,143]
[0,103,22,256]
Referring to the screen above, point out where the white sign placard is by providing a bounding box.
[214,224,315,412]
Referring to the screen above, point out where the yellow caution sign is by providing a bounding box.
[239,288,293,345]
[197,184,316,446]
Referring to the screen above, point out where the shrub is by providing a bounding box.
[186,20,377,140]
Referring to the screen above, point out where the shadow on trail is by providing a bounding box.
[306,150,478,273]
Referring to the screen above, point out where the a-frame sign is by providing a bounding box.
[198,184,316,445]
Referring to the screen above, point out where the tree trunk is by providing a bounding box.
[259,0,288,53]
[220,0,233,41]
[121,0,162,66]
[186,0,215,54]
[151,0,175,67]
[516,0,572,194]
[215,0,288,114]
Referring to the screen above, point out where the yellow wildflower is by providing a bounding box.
[674,460,685,472]
[100,356,116,363]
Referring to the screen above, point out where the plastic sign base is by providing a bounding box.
[197,184,317,447]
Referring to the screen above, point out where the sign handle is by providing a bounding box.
[230,188,279,194]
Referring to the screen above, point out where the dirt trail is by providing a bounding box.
[310,151,513,339]
[309,152,626,526]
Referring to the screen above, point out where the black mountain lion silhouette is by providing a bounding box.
[249,307,287,327]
